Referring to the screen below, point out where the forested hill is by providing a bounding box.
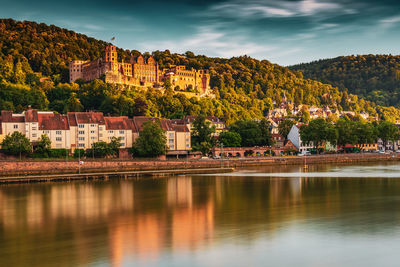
[0,18,398,123]
[290,55,400,108]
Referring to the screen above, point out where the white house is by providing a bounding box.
[287,125,314,153]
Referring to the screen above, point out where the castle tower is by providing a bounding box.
[105,45,117,63]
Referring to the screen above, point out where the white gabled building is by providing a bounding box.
[287,124,314,153]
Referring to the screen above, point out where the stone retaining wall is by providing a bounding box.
[0,153,398,176]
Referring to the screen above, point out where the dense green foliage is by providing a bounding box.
[291,55,400,108]
[87,138,121,158]
[133,120,166,157]
[1,132,32,157]
[191,115,216,155]
[300,118,338,152]
[33,134,51,157]
[0,19,395,124]
[218,131,242,147]
[278,119,295,139]
[300,118,400,152]
[229,119,272,147]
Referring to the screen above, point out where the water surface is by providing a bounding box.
[1,163,400,266]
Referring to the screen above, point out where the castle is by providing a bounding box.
[69,45,211,95]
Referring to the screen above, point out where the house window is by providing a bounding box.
[90,130,95,134]
[13,125,18,129]
[119,130,124,134]
[32,127,37,131]
[78,131,84,135]
[78,144,85,147]
[120,137,125,140]
[169,145,174,149]
[169,139,174,143]
[78,124,84,128]
[32,133,37,138]
[121,143,125,147]
[79,137,85,141]
[56,131,62,135]
[56,144,62,148]
[99,133,103,137]
[43,130,49,134]
[108,130,114,134]
[186,144,190,148]
[169,133,174,138]
[91,137,96,140]
[56,137,62,141]
[90,124,96,127]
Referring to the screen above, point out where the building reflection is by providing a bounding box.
[1,168,398,267]
[108,177,214,266]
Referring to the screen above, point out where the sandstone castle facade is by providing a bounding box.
[69,45,211,95]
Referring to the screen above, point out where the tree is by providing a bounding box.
[377,121,399,151]
[278,119,295,139]
[300,118,338,153]
[335,119,357,148]
[230,120,262,147]
[34,134,52,157]
[133,120,166,157]
[191,115,216,155]
[219,131,241,147]
[259,118,272,146]
[90,141,111,158]
[1,132,32,158]
[109,137,122,156]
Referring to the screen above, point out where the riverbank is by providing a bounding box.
[0,153,398,177]
[0,168,234,184]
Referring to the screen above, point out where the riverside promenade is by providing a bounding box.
[0,153,398,179]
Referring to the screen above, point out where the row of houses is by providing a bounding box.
[287,124,399,153]
[0,109,192,156]
[266,104,374,121]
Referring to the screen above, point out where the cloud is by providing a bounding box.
[140,26,275,58]
[206,0,348,19]
[380,15,400,28]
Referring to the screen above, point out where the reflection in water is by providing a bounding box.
[2,164,400,266]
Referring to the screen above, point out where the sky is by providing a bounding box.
[1,0,400,65]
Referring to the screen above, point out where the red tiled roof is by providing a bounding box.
[67,113,78,126]
[0,111,24,122]
[104,116,137,131]
[172,124,189,132]
[38,113,69,130]
[24,109,38,122]
[68,112,105,125]
[133,116,174,132]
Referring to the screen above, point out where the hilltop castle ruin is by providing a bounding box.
[69,45,211,95]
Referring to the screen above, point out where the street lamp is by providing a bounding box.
[220,142,223,168]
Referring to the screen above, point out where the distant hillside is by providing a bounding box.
[0,18,399,123]
[290,55,400,107]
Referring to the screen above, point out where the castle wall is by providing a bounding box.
[69,45,209,93]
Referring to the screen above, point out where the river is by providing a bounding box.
[1,163,400,266]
